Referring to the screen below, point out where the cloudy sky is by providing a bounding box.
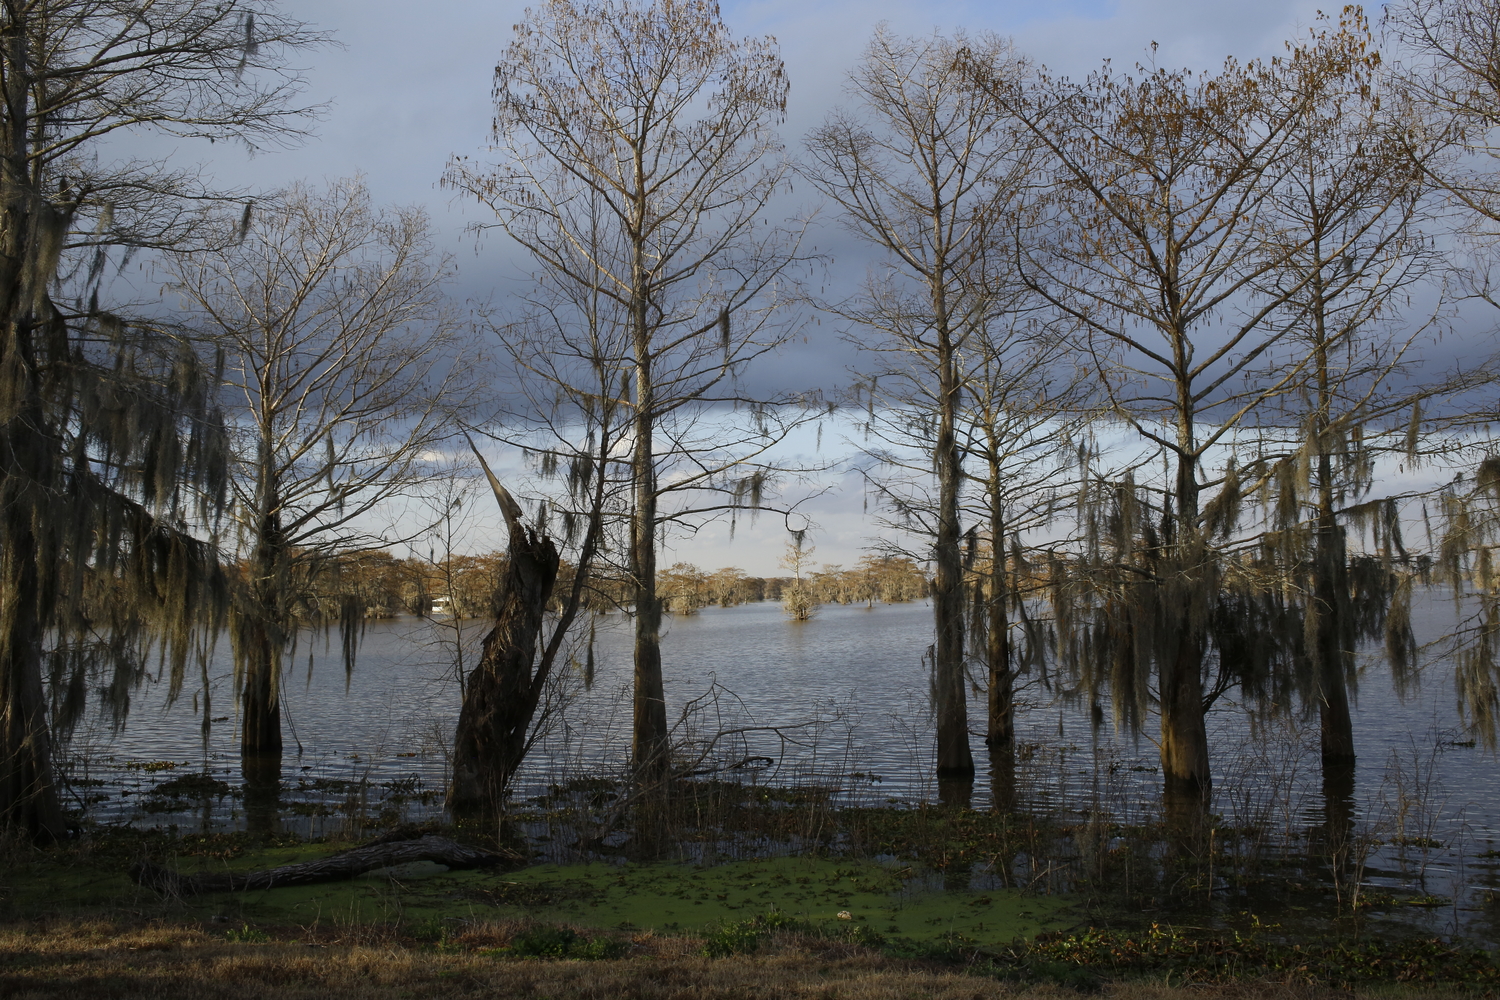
[208,0,1355,273]
[184,0,1412,574]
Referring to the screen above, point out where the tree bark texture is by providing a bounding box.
[449,515,559,816]
[241,751,283,837]
[1159,635,1212,797]
[1313,310,1356,767]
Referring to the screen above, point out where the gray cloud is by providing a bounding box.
[190,0,1347,295]
[133,0,1487,569]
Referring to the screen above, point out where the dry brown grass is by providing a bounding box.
[0,920,1481,1000]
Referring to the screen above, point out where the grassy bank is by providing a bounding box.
[3,916,1499,999]
[0,831,1071,944]
[4,826,1500,997]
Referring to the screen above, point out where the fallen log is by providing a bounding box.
[131,834,516,895]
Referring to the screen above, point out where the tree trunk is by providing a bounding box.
[241,750,282,836]
[989,746,1018,813]
[239,626,282,756]
[1161,594,1212,841]
[238,457,286,785]
[1160,412,1210,803]
[1317,756,1357,876]
[985,493,1013,747]
[0,34,67,840]
[1159,635,1212,797]
[449,515,559,816]
[630,284,668,779]
[1314,518,1356,764]
[933,326,973,778]
[240,527,284,756]
[938,774,973,807]
[0,510,67,843]
[1313,309,1356,767]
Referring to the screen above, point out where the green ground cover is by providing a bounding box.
[6,830,1500,990]
[1,843,1070,945]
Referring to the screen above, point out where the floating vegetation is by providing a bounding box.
[150,774,231,799]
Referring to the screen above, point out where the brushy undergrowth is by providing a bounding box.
[995,924,1500,989]
[482,923,629,959]
[685,910,1500,989]
[7,914,1500,999]
[700,910,887,957]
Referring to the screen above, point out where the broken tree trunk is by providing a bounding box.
[448,440,561,816]
[131,834,515,895]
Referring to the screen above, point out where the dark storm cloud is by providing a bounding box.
[155,0,1379,403]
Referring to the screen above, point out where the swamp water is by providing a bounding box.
[51,591,1500,942]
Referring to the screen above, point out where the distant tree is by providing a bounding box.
[659,563,709,614]
[705,567,752,607]
[447,0,811,777]
[779,535,818,621]
[810,564,841,604]
[0,0,325,842]
[859,555,926,602]
[167,180,470,762]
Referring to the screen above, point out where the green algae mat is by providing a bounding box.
[465,856,1070,941]
[2,848,1071,945]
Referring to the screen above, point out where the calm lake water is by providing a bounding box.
[56,590,1500,933]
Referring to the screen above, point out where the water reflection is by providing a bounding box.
[937,774,972,809]
[1318,760,1357,861]
[241,752,282,837]
[989,746,1018,813]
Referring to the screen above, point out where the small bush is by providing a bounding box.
[225,924,270,944]
[702,920,763,957]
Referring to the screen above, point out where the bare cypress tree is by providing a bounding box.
[167,180,470,764]
[804,28,1035,780]
[1388,0,1500,746]
[1244,12,1440,774]
[0,1,324,842]
[975,53,1329,806]
[958,319,1088,750]
[446,0,809,778]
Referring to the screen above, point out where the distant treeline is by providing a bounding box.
[657,556,929,613]
[294,551,932,620]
